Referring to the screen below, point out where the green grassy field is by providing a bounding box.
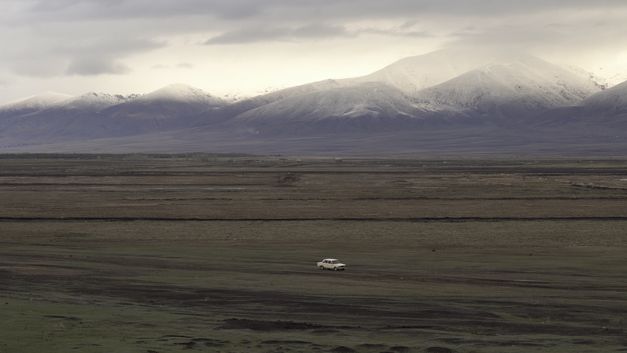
[1,155,627,353]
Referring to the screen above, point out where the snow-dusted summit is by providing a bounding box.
[138,84,225,105]
[0,92,72,114]
[89,84,228,136]
[226,50,602,133]
[0,84,227,142]
[232,82,427,133]
[414,54,601,117]
[59,92,134,110]
[356,49,494,95]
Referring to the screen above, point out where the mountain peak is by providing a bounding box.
[59,92,132,110]
[358,48,528,95]
[410,53,602,116]
[140,84,224,105]
[1,92,72,111]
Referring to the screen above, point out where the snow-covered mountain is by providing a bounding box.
[0,92,72,116]
[225,50,602,133]
[355,49,494,95]
[230,82,434,134]
[1,50,625,154]
[99,84,228,135]
[414,55,601,119]
[59,92,134,110]
[226,48,484,119]
[0,92,136,142]
[0,84,226,143]
[137,83,225,105]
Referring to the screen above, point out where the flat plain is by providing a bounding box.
[1,155,627,353]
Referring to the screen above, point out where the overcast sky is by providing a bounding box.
[1,0,627,103]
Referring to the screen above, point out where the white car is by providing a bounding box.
[317,258,346,271]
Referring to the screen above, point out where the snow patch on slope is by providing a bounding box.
[61,92,134,110]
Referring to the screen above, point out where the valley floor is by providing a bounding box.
[1,155,627,353]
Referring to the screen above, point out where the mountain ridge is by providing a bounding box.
[0,49,625,154]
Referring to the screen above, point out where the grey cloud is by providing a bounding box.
[11,0,627,23]
[21,0,269,21]
[66,57,130,75]
[54,38,164,57]
[205,24,436,45]
[28,0,85,13]
[61,38,163,76]
[12,58,68,78]
[4,36,164,77]
[5,1,627,45]
[2,0,627,96]
[205,24,351,44]
[446,15,627,53]
[5,0,624,54]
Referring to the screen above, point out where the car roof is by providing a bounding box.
[322,258,339,261]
